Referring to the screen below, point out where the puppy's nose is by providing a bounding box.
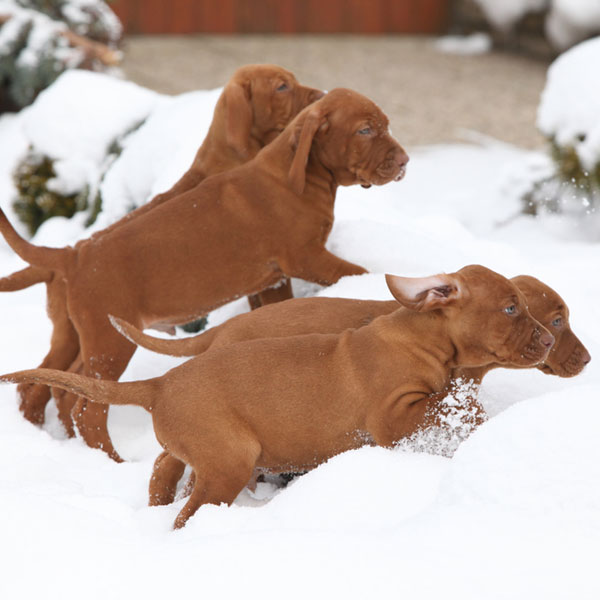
[395,148,410,168]
[393,148,409,181]
[582,349,592,365]
[540,331,555,349]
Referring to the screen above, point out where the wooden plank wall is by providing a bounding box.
[111,0,450,34]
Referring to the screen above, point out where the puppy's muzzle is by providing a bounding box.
[379,148,409,182]
[528,328,555,362]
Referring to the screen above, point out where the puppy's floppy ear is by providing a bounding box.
[385,273,461,312]
[288,108,327,195]
[224,81,253,158]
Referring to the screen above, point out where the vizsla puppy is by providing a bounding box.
[112,273,590,505]
[0,88,409,461]
[2,265,555,529]
[2,64,323,433]
[116,275,588,375]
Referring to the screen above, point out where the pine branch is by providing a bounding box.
[0,13,121,66]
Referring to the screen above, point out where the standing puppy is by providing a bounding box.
[2,265,554,529]
[3,64,323,434]
[0,88,409,461]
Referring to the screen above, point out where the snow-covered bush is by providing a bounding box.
[3,69,223,238]
[12,150,89,235]
[0,0,121,110]
[473,0,600,50]
[524,36,600,214]
[8,70,160,234]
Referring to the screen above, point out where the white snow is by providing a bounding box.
[546,0,600,48]
[23,69,160,167]
[0,73,599,599]
[538,36,600,170]
[0,112,29,234]
[0,69,220,241]
[60,0,123,40]
[0,0,122,42]
[94,87,221,231]
[473,0,600,49]
[434,32,492,55]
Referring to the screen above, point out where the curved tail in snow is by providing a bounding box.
[0,208,75,275]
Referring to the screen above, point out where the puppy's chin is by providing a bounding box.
[394,166,407,182]
[538,363,556,375]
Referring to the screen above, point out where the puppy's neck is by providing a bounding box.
[384,309,458,369]
[304,152,338,197]
[200,121,262,168]
[256,131,338,200]
[347,309,459,394]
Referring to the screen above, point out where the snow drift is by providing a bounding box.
[0,66,599,599]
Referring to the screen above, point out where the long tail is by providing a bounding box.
[0,208,75,274]
[110,315,216,357]
[0,368,154,411]
[0,266,52,292]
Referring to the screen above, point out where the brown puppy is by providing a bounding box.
[113,273,590,505]
[0,88,409,461]
[3,64,323,434]
[114,275,589,375]
[511,275,590,377]
[2,265,554,529]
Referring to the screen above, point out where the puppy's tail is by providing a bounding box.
[0,208,75,275]
[1,368,155,412]
[110,315,217,357]
[0,266,53,292]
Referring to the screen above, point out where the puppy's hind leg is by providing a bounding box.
[19,287,80,426]
[173,439,261,529]
[52,353,84,438]
[73,325,137,462]
[149,451,187,506]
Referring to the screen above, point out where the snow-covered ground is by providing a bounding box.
[0,74,599,599]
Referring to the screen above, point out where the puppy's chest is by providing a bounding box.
[319,219,333,242]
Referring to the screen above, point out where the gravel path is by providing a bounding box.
[120,34,551,150]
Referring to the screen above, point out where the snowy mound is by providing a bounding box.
[538,36,600,170]
[546,0,600,49]
[93,87,221,231]
[0,69,599,598]
[1,70,224,243]
[22,70,159,165]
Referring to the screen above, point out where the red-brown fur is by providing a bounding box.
[0,88,409,461]
[1,64,323,436]
[113,273,589,505]
[2,265,554,529]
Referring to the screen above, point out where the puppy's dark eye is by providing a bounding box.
[357,127,372,135]
[504,305,517,315]
[276,83,289,92]
[552,317,563,328]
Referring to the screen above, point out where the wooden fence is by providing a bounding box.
[111,0,450,34]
